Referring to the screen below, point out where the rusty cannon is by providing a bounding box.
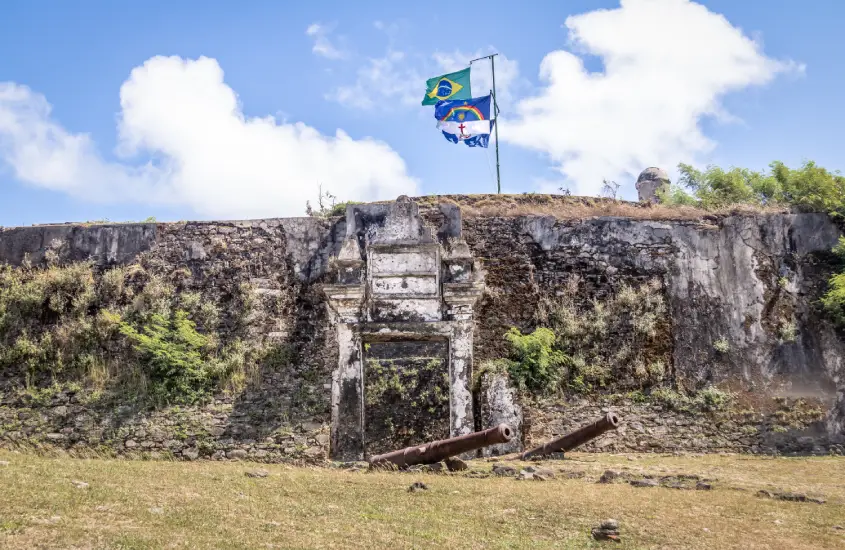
[520,412,621,460]
[369,424,514,468]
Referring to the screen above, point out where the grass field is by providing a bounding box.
[0,450,843,549]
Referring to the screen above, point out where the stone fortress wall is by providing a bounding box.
[1,195,843,461]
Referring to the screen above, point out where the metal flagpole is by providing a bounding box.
[470,53,501,194]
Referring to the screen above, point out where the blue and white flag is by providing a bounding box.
[434,95,492,148]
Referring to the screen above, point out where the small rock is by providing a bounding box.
[517,470,535,481]
[227,449,248,460]
[534,467,555,479]
[124,440,138,449]
[444,457,468,472]
[598,470,620,484]
[408,481,428,492]
[774,520,783,525]
[149,507,164,514]
[600,519,619,530]
[304,447,323,458]
[246,469,270,478]
[0,460,9,466]
[71,480,89,489]
[300,421,322,432]
[757,490,825,504]
[696,482,712,491]
[591,518,621,543]
[492,464,517,477]
[182,448,199,461]
[629,479,658,488]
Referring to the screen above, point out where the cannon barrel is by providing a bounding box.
[369,424,514,468]
[520,412,621,460]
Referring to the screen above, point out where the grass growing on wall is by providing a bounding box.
[0,261,270,406]
[493,277,731,409]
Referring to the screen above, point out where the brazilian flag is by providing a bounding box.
[421,68,471,106]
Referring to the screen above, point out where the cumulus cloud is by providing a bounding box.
[0,56,417,218]
[328,49,422,110]
[306,23,345,59]
[331,45,521,112]
[503,0,803,195]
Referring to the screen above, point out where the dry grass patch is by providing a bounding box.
[0,451,843,549]
[413,194,787,222]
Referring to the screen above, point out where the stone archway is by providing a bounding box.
[323,198,484,461]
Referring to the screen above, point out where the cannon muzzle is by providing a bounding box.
[520,412,621,460]
[369,424,514,468]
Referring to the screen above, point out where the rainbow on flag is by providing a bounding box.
[433,94,492,148]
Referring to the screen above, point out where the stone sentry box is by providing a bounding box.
[323,197,485,460]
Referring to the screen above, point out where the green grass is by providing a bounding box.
[0,451,843,549]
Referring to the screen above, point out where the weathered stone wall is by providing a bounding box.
[1,203,844,459]
[461,213,844,393]
[525,395,843,456]
[0,218,344,462]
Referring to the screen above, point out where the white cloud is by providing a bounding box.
[432,49,522,108]
[328,49,422,110]
[503,0,803,196]
[0,56,417,218]
[306,22,345,60]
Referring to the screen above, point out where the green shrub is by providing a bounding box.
[655,184,698,207]
[695,386,733,411]
[503,327,569,392]
[821,237,845,326]
[674,160,845,214]
[119,310,220,405]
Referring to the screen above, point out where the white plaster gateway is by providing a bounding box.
[323,197,485,460]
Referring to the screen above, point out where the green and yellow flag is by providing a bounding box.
[422,68,472,105]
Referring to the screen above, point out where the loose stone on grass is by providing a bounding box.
[492,464,517,477]
[444,457,468,472]
[598,470,620,483]
[246,469,270,478]
[629,479,658,488]
[71,480,89,489]
[523,466,555,478]
[756,490,825,504]
[591,518,621,543]
[408,481,428,493]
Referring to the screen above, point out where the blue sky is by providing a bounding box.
[0,0,842,225]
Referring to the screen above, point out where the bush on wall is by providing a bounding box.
[0,261,267,406]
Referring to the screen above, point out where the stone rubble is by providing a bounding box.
[408,481,428,493]
[591,518,621,543]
